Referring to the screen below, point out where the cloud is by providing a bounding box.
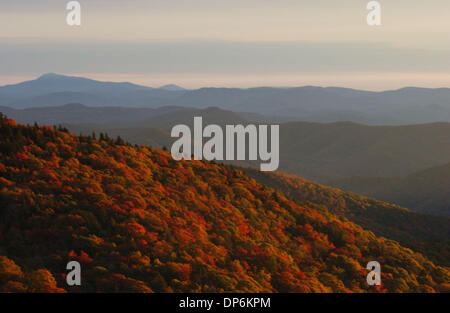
[1,40,449,76]
[0,0,449,89]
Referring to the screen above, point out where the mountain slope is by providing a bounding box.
[5,103,450,187]
[0,104,252,150]
[279,121,450,179]
[330,162,450,216]
[0,104,248,129]
[159,84,186,91]
[68,119,450,180]
[0,103,184,126]
[171,86,450,124]
[0,73,152,98]
[0,74,184,108]
[0,115,449,293]
[242,169,450,266]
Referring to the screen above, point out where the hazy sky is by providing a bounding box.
[1,0,450,89]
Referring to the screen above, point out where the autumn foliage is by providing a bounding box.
[0,114,448,293]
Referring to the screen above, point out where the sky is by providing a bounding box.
[0,0,450,90]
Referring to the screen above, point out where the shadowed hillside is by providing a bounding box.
[5,104,450,180]
[330,162,450,217]
[242,169,450,266]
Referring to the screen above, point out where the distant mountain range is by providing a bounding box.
[2,74,450,218]
[2,73,450,124]
[0,73,185,108]
[1,74,449,293]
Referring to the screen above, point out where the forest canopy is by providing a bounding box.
[0,114,448,293]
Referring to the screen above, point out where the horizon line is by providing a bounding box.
[1,72,450,93]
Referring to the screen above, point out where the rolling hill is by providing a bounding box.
[0,103,185,126]
[4,103,450,180]
[3,103,450,218]
[278,121,450,179]
[0,115,449,292]
[329,162,450,217]
[74,119,450,181]
[0,104,251,150]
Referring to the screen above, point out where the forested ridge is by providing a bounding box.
[328,163,450,217]
[242,169,450,267]
[0,114,448,293]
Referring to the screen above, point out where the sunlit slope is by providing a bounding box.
[0,115,448,292]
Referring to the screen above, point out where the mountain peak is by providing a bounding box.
[37,73,66,80]
[159,84,185,91]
